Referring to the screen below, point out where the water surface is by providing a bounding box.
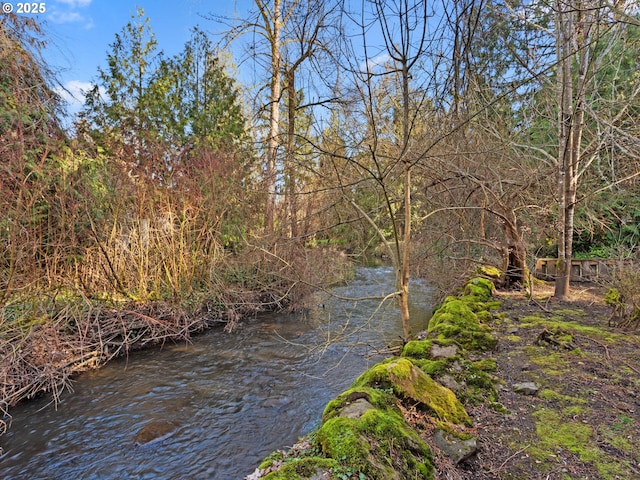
[0,267,434,479]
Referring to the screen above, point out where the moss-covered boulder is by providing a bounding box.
[322,387,397,422]
[354,358,471,426]
[427,297,497,351]
[401,338,459,360]
[476,265,503,280]
[463,277,495,302]
[260,457,340,480]
[316,407,433,480]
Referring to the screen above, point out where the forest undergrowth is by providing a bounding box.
[445,282,640,480]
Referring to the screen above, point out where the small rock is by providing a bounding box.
[431,344,459,359]
[433,429,477,464]
[134,420,179,446]
[309,469,332,480]
[244,468,262,480]
[439,374,463,392]
[339,398,375,419]
[513,382,539,395]
[506,327,519,334]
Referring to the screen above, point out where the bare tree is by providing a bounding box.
[320,0,433,340]
[553,0,640,298]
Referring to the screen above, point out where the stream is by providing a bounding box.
[0,266,435,479]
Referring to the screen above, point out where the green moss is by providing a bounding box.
[316,417,371,473]
[410,358,449,376]
[427,299,497,351]
[530,409,639,480]
[477,265,503,279]
[612,415,634,431]
[401,339,434,359]
[519,315,547,326]
[518,315,620,343]
[600,425,633,452]
[354,358,471,426]
[358,409,433,477]
[435,327,497,352]
[471,358,497,372]
[505,335,521,342]
[539,388,586,405]
[322,387,397,422]
[532,409,595,460]
[475,310,494,324]
[259,451,286,470]
[428,299,476,330]
[489,401,510,414]
[562,405,587,417]
[458,295,486,305]
[463,277,495,301]
[459,361,498,402]
[554,308,587,317]
[526,349,569,375]
[315,406,433,479]
[262,457,340,480]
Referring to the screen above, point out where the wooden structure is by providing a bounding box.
[534,258,634,283]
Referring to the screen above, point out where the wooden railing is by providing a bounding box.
[534,258,636,283]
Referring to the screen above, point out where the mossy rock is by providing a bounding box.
[475,310,494,324]
[322,387,397,422]
[401,339,435,359]
[409,358,450,376]
[261,457,340,480]
[428,299,478,331]
[401,338,458,360]
[463,277,495,302]
[477,265,503,279]
[427,298,497,351]
[316,407,433,479]
[471,358,497,372]
[354,358,471,426]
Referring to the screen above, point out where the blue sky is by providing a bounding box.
[27,1,251,114]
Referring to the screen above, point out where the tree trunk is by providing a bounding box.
[285,70,298,239]
[554,0,574,299]
[264,0,282,234]
[554,0,591,299]
[503,210,529,288]
[398,46,412,341]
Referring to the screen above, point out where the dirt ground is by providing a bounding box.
[430,282,640,480]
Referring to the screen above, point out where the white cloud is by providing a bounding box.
[55,0,93,7]
[361,53,392,73]
[56,80,95,106]
[49,11,84,24]
[49,0,94,28]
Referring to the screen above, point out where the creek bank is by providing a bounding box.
[0,286,295,436]
[248,270,502,479]
[0,247,356,432]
